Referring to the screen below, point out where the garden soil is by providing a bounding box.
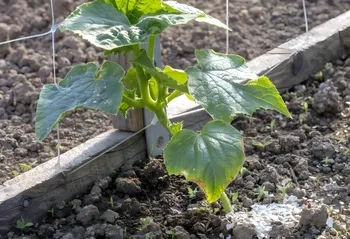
[6,60,350,238]
[1,0,350,238]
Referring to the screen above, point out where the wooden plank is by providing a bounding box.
[0,130,146,236]
[168,10,350,128]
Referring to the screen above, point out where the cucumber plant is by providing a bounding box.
[35,0,290,212]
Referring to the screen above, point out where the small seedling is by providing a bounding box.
[270,119,276,132]
[229,191,239,203]
[274,182,292,202]
[253,139,273,151]
[0,147,3,154]
[344,148,350,155]
[240,166,247,177]
[187,187,197,200]
[16,217,33,232]
[107,196,114,208]
[140,217,154,229]
[327,205,335,216]
[56,144,64,150]
[71,202,77,210]
[19,163,32,172]
[331,228,340,237]
[302,101,308,113]
[345,227,350,236]
[323,156,329,165]
[257,185,268,201]
[299,114,305,125]
[314,71,323,81]
[316,177,322,186]
[35,0,290,214]
[12,170,18,177]
[48,208,54,217]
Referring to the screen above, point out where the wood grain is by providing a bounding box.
[0,130,146,236]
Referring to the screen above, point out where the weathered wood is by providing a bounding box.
[112,108,145,132]
[109,53,145,131]
[168,10,350,129]
[0,130,146,236]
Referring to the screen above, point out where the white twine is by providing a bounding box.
[226,0,229,54]
[302,0,309,33]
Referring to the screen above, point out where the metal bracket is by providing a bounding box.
[143,36,170,157]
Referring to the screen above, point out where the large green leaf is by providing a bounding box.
[132,49,188,93]
[163,1,229,30]
[164,120,245,203]
[186,50,291,123]
[60,1,228,51]
[60,1,148,50]
[36,61,124,141]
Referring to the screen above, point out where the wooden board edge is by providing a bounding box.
[0,130,147,235]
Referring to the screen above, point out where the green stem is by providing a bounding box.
[154,107,176,136]
[159,90,182,108]
[133,45,155,108]
[148,35,156,63]
[220,192,232,213]
[122,95,143,108]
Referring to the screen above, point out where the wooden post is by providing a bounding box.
[109,36,170,157]
[109,53,145,131]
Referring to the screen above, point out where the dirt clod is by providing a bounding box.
[76,205,100,226]
[115,177,142,196]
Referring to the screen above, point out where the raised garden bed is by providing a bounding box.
[1,8,350,239]
[0,0,349,184]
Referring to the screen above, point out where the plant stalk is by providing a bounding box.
[148,35,156,63]
[133,45,155,108]
[220,192,233,213]
[122,95,143,108]
[160,90,182,107]
[154,107,176,136]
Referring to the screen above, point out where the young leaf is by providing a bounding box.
[163,1,230,30]
[163,66,194,101]
[36,62,124,141]
[25,222,33,227]
[132,49,188,93]
[105,0,165,23]
[186,50,291,123]
[169,122,183,134]
[122,68,140,95]
[164,120,245,203]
